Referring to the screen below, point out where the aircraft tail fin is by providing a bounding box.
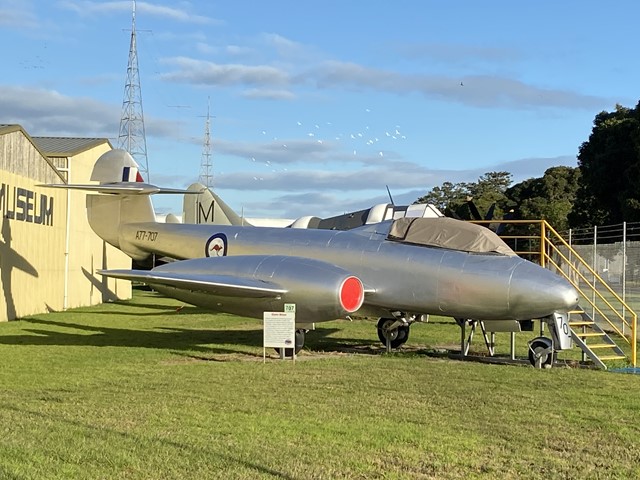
[45,149,194,260]
[182,183,248,226]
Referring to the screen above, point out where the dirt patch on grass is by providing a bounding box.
[161,343,453,364]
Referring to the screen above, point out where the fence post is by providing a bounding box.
[592,226,597,320]
[622,222,627,336]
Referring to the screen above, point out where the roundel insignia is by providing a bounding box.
[205,233,228,257]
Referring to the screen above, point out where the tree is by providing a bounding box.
[505,166,580,232]
[468,171,512,219]
[414,172,512,219]
[569,103,640,227]
[414,181,470,213]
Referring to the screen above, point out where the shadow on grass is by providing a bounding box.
[3,285,429,358]
[0,316,355,357]
[304,332,382,354]
[56,303,208,317]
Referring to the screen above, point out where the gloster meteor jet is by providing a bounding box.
[48,150,579,364]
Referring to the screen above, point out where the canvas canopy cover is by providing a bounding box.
[387,217,516,256]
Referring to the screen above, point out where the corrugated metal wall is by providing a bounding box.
[0,128,131,322]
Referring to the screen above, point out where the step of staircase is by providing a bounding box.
[568,308,627,370]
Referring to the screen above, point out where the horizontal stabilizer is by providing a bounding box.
[43,182,202,195]
[97,269,287,298]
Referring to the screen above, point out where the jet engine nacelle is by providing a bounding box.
[150,255,365,323]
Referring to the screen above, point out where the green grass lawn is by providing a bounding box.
[1,289,640,479]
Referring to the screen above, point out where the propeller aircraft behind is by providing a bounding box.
[181,181,444,229]
[47,150,579,364]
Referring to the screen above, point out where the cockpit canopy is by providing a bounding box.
[387,217,516,256]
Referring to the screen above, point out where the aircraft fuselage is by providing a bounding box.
[119,221,577,321]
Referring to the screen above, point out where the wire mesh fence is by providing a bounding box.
[555,222,640,336]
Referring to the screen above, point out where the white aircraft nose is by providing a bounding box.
[508,261,579,318]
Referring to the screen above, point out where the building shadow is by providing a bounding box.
[0,219,39,321]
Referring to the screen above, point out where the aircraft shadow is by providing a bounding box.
[304,334,382,354]
[0,317,349,357]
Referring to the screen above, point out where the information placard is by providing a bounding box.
[263,311,296,349]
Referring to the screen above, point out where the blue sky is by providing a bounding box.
[1,1,638,219]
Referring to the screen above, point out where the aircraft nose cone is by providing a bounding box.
[509,260,579,318]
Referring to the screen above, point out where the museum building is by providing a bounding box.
[0,124,132,322]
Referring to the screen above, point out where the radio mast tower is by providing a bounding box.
[199,97,213,188]
[117,0,150,181]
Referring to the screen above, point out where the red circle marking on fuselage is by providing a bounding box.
[340,276,364,312]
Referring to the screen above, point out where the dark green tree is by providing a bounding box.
[468,171,512,219]
[504,166,580,232]
[569,103,640,227]
[413,181,470,213]
[414,172,512,219]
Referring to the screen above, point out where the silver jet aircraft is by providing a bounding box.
[49,150,579,363]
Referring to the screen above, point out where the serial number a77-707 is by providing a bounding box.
[135,230,158,241]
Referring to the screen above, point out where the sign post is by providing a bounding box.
[263,310,296,362]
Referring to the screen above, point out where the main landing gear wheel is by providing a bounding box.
[377,317,410,349]
[528,337,554,368]
[274,329,305,357]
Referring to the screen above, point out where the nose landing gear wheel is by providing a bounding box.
[528,337,554,368]
[377,317,410,349]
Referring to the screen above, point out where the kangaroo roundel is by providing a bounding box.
[205,233,228,257]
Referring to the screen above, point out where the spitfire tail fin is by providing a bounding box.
[183,183,247,226]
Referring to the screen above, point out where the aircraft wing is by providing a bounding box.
[98,269,287,298]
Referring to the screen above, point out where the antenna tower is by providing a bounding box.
[117,0,150,181]
[199,97,213,188]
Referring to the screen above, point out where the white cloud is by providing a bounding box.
[0,0,38,29]
[57,1,220,25]
[160,57,290,86]
[302,61,608,110]
[0,84,177,139]
[213,138,392,166]
[261,33,310,60]
[217,166,436,192]
[241,88,296,100]
[158,54,608,111]
[0,85,119,136]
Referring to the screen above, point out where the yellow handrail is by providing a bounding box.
[540,221,546,268]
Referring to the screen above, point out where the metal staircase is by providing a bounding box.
[568,308,626,369]
[543,221,637,369]
[473,219,638,369]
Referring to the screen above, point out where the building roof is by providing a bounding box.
[0,124,112,158]
[0,124,66,182]
[0,124,25,135]
[32,136,111,157]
